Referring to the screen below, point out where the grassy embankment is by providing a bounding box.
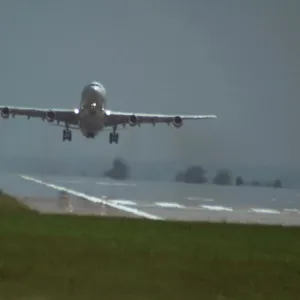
[0,192,300,300]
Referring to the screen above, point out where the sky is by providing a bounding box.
[0,0,299,175]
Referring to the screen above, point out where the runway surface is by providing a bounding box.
[1,172,300,225]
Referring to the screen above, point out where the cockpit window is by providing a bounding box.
[90,82,100,87]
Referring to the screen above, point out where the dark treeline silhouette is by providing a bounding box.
[175,165,282,188]
[236,176,244,186]
[103,158,130,180]
[175,167,233,185]
[213,169,232,185]
[175,166,207,184]
[235,176,282,188]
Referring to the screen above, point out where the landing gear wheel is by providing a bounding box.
[109,132,119,144]
[63,129,72,142]
[115,133,119,144]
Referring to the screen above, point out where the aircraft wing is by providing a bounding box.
[104,110,217,128]
[0,106,80,125]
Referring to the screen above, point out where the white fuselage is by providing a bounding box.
[79,82,106,137]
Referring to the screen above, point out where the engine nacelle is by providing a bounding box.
[46,110,55,122]
[1,107,10,118]
[173,116,183,128]
[128,114,138,126]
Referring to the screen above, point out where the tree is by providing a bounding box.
[273,179,282,188]
[235,176,244,186]
[175,165,207,184]
[104,158,130,180]
[213,169,232,185]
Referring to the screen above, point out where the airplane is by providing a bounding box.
[0,81,217,144]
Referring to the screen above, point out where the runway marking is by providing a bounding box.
[201,205,233,212]
[155,202,185,208]
[203,198,214,202]
[19,175,163,220]
[186,197,214,202]
[250,208,280,214]
[67,204,73,213]
[283,209,300,213]
[96,181,137,187]
[109,200,137,206]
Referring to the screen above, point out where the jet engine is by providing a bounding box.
[128,114,138,126]
[1,107,10,118]
[173,116,183,128]
[46,110,55,122]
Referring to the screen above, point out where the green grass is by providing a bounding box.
[0,192,37,214]
[0,194,300,299]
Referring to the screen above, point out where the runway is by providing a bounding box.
[2,172,300,225]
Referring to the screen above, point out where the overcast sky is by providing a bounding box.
[0,0,299,170]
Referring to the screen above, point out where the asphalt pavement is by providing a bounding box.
[1,172,300,225]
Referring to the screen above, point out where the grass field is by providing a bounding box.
[0,193,300,299]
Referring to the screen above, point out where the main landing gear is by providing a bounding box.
[109,126,119,144]
[63,124,72,142]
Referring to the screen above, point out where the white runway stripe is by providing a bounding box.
[201,205,233,212]
[203,198,214,202]
[283,208,300,213]
[155,202,185,208]
[250,208,280,214]
[109,200,137,206]
[186,197,214,202]
[19,175,163,220]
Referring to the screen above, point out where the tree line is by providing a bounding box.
[102,158,282,188]
[175,166,282,188]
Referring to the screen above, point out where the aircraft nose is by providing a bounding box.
[88,82,106,96]
[89,82,101,90]
[85,86,103,102]
[89,84,99,92]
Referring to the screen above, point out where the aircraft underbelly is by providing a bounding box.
[79,110,104,135]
